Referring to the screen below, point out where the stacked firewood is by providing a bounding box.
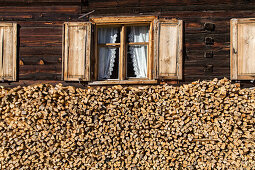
[0,78,254,169]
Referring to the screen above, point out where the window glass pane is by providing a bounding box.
[98,27,120,44]
[127,45,147,78]
[127,26,149,43]
[98,47,119,80]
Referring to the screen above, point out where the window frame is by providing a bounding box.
[90,16,156,84]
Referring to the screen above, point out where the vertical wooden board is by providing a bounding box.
[12,23,17,81]
[119,26,126,80]
[64,23,69,80]
[231,18,255,80]
[0,23,16,81]
[230,19,238,80]
[85,24,91,81]
[3,25,13,79]
[155,19,182,80]
[148,21,153,80]
[63,22,91,81]
[237,23,255,75]
[0,27,3,78]
[159,23,177,76]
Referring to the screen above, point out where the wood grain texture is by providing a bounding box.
[231,18,255,80]
[155,19,182,80]
[0,22,17,81]
[63,22,91,81]
[2,2,255,86]
[238,22,255,78]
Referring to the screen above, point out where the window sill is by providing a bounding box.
[88,79,158,85]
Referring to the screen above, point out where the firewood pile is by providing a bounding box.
[0,78,254,169]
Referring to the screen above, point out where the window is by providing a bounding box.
[96,25,150,81]
[0,22,17,81]
[231,18,255,80]
[63,16,183,84]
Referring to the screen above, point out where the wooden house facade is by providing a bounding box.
[1,0,255,87]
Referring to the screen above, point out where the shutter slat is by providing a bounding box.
[154,19,182,80]
[63,22,91,81]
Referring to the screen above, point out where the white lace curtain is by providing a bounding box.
[128,26,149,78]
[98,28,118,80]
[98,26,149,80]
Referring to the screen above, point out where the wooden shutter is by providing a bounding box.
[231,18,255,80]
[154,19,183,80]
[0,23,17,81]
[63,22,91,81]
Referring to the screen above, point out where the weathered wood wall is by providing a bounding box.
[1,0,255,87]
[0,5,82,85]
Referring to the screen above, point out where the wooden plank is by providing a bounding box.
[128,42,149,45]
[19,64,61,74]
[0,6,80,13]
[159,23,177,76]
[119,26,126,80]
[3,24,14,80]
[0,27,3,79]
[18,21,64,27]
[0,23,17,81]
[238,21,255,78]
[153,19,158,80]
[98,43,120,46]
[62,24,65,80]
[178,20,183,80]
[64,23,69,80]
[155,19,183,80]
[63,22,91,81]
[12,23,17,81]
[231,18,238,80]
[85,23,91,82]
[90,16,156,24]
[231,18,255,80]
[20,27,62,36]
[20,36,62,47]
[94,26,98,80]
[148,21,153,80]
[19,47,62,56]
[88,79,158,85]
[69,24,84,80]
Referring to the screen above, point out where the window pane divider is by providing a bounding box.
[119,25,126,80]
[128,42,149,45]
[98,43,120,47]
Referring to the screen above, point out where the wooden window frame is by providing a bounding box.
[90,16,156,85]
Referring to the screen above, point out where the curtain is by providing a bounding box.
[128,26,149,78]
[98,28,118,80]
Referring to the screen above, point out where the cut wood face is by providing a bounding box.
[237,23,255,75]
